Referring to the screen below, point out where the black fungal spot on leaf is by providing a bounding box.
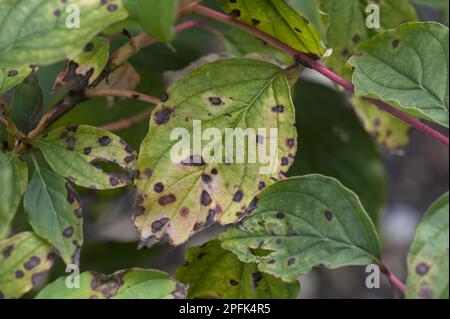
[281,157,289,166]
[287,258,295,266]
[24,256,41,270]
[258,181,266,190]
[286,138,295,148]
[202,174,212,184]
[31,270,48,286]
[201,191,213,206]
[180,207,190,217]
[230,9,241,17]
[324,210,333,221]
[15,270,24,278]
[154,182,164,193]
[83,147,92,155]
[271,105,284,113]
[252,271,263,288]
[65,136,76,151]
[211,168,218,175]
[1,245,14,258]
[151,218,170,233]
[98,136,112,146]
[154,107,174,125]
[63,226,74,238]
[276,212,285,219]
[144,168,153,177]
[252,18,261,26]
[7,70,18,77]
[415,262,430,276]
[208,97,223,106]
[392,39,400,48]
[233,190,244,202]
[229,279,239,286]
[83,42,94,52]
[161,92,169,102]
[109,176,119,187]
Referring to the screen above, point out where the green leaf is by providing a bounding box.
[288,80,386,221]
[224,29,294,65]
[176,240,299,299]
[217,0,326,58]
[412,0,449,8]
[0,153,28,238]
[0,0,128,68]
[320,0,418,77]
[135,58,297,247]
[290,0,322,30]
[33,125,138,190]
[10,74,43,134]
[349,22,449,128]
[124,0,180,43]
[220,175,381,282]
[24,168,83,265]
[351,97,411,150]
[0,231,55,299]
[0,65,33,96]
[406,193,449,299]
[36,268,186,299]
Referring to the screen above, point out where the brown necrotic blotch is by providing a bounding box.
[158,194,176,206]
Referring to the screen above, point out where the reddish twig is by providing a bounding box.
[85,88,160,105]
[100,109,154,132]
[379,263,407,295]
[193,5,449,146]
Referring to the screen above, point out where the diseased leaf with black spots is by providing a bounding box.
[53,37,110,90]
[407,193,449,299]
[0,65,34,96]
[36,268,186,299]
[33,125,138,190]
[135,58,297,247]
[0,153,28,238]
[0,0,128,67]
[24,168,83,266]
[0,232,56,299]
[220,175,381,282]
[351,97,411,150]
[176,240,299,299]
[349,23,449,128]
[217,0,325,58]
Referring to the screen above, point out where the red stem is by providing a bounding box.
[193,5,449,146]
[379,264,407,295]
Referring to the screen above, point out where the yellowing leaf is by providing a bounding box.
[135,58,297,247]
[0,232,55,299]
[217,0,326,58]
[36,268,186,299]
